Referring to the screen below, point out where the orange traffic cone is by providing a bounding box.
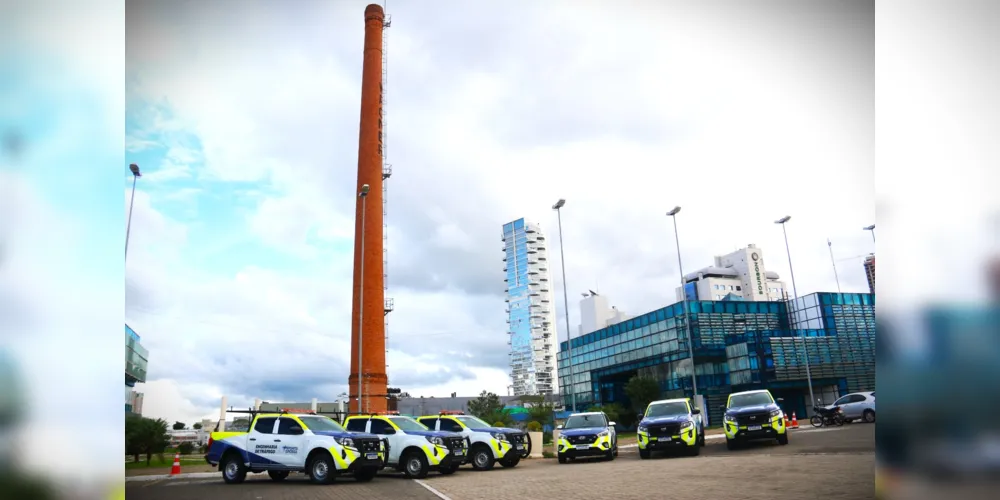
[790,412,799,429]
[170,452,182,476]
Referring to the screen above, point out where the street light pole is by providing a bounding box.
[666,207,698,410]
[863,224,875,245]
[775,216,815,409]
[357,184,370,414]
[552,198,576,413]
[125,163,142,261]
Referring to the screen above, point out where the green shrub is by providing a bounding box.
[493,421,505,427]
[542,431,553,444]
[177,442,194,455]
[542,451,555,459]
[526,421,542,432]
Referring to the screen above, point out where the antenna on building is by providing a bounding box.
[827,238,842,293]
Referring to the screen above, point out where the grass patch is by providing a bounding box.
[542,451,555,459]
[617,431,636,439]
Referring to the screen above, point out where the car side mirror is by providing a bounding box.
[608,421,617,427]
[556,424,563,430]
[636,413,644,421]
[691,408,701,415]
[776,397,784,402]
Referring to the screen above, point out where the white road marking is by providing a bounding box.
[414,479,454,500]
[618,426,846,449]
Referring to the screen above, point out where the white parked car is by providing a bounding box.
[828,391,876,423]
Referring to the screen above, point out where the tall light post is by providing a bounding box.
[666,207,698,410]
[357,184,370,413]
[775,216,815,409]
[827,239,842,293]
[552,198,576,412]
[863,224,875,245]
[125,163,141,261]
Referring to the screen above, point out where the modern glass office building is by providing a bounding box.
[503,218,558,396]
[126,323,148,413]
[557,292,875,425]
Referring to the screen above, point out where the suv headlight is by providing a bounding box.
[770,410,783,418]
[724,414,736,423]
[490,432,508,442]
[597,429,610,437]
[680,420,694,430]
[426,436,444,446]
[637,425,648,433]
[335,437,355,448]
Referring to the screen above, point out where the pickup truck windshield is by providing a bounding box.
[646,402,689,418]
[728,392,773,408]
[456,416,493,429]
[298,416,347,433]
[388,416,430,432]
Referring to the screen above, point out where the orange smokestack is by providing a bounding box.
[349,3,387,414]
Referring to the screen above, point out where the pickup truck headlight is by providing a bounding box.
[490,432,508,442]
[770,410,783,419]
[425,436,444,446]
[680,420,694,430]
[637,425,648,433]
[335,437,355,448]
[724,414,736,423]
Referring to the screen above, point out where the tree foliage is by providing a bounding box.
[172,421,186,430]
[468,391,513,427]
[192,422,202,430]
[624,375,661,415]
[585,402,629,427]
[177,442,195,455]
[125,414,170,465]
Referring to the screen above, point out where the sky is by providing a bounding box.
[116,0,880,426]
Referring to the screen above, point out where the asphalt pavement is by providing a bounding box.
[127,424,875,500]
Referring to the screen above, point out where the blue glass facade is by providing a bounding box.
[557,292,875,426]
[126,323,148,387]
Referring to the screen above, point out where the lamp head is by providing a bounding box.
[775,216,791,224]
[552,199,566,210]
[129,163,141,177]
[666,206,681,216]
[864,224,875,231]
[359,184,370,197]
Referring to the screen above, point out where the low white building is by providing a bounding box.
[576,291,631,338]
[675,244,789,302]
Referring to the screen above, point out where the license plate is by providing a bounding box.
[748,425,762,431]
[663,437,672,442]
[366,452,379,460]
[576,445,590,450]
[515,445,524,450]
[453,449,463,456]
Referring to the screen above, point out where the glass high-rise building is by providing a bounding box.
[557,292,875,424]
[126,323,148,413]
[502,218,558,396]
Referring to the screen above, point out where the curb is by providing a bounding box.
[618,426,835,450]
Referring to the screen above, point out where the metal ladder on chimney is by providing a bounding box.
[381,6,394,379]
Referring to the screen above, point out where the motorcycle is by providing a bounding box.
[811,405,845,428]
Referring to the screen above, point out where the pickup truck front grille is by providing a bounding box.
[444,436,466,451]
[356,438,381,453]
[736,412,771,426]
[649,424,680,437]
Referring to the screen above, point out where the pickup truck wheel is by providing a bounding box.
[402,451,429,479]
[308,453,336,485]
[638,448,650,460]
[557,453,568,464]
[470,445,495,471]
[777,433,789,446]
[500,454,520,468]
[353,467,378,482]
[439,463,460,475]
[221,453,247,484]
[267,470,289,482]
[688,443,701,456]
[726,438,738,451]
